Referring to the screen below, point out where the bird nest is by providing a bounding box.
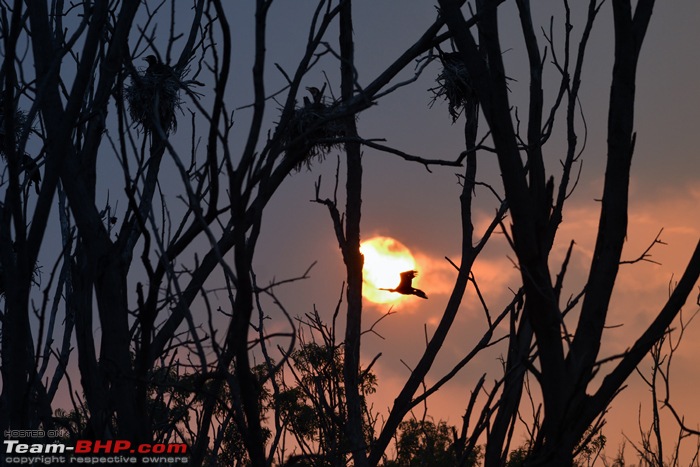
[281,102,346,171]
[0,106,30,159]
[429,54,476,122]
[124,67,183,135]
[0,105,42,193]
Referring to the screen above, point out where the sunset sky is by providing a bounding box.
[16,0,698,462]
[226,0,700,460]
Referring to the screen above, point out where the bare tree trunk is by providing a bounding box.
[438,0,699,464]
[0,0,44,435]
[367,62,484,467]
[568,0,654,386]
[233,239,268,465]
[339,1,368,465]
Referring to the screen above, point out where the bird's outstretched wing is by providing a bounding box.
[381,270,428,299]
[412,288,428,299]
[398,270,418,289]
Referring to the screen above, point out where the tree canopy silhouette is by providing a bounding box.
[1,1,698,466]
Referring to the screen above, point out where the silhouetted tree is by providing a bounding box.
[274,310,378,466]
[0,0,356,464]
[384,419,480,467]
[2,1,699,466]
[436,0,700,464]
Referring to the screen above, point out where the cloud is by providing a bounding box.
[358,179,700,460]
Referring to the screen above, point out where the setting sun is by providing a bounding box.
[360,236,417,304]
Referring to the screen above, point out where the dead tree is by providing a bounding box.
[4,1,698,466]
[1,0,455,464]
[0,0,210,447]
[1,0,349,464]
[437,0,700,465]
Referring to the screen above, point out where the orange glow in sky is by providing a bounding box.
[360,236,418,304]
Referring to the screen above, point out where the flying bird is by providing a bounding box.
[380,270,428,299]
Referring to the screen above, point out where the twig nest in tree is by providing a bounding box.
[125,61,184,135]
[429,52,476,122]
[0,101,41,192]
[0,102,30,159]
[281,98,346,171]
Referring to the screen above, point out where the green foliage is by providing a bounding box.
[276,386,319,441]
[383,419,480,467]
[52,408,88,441]
[147,365,196,436]
[276,340,378,464]
[574,430,606,467]
[505,444,530,467]
[504,429,606,467]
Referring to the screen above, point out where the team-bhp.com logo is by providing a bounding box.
[3,438,188,464]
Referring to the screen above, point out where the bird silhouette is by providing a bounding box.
[144,55,174,78]
[379,270,428,299]
[306,86,323,104]
[302,84,327,109]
